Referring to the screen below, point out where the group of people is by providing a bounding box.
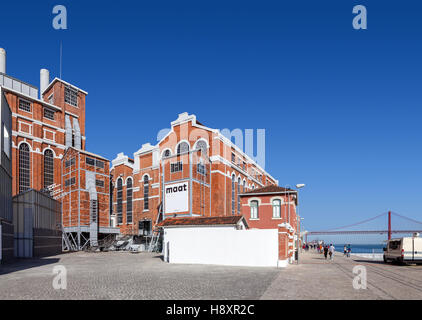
[322,244,336,260]
[303,242,352,261]
[343,244,352,258]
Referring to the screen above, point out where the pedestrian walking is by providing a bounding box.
[347,244,351,258]
[343,245,347,256]
[323,245,328,259]
[329,244,335,260]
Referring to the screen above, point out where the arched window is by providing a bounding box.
[19,143,30,193]
[126,178,133,224]
[272,199,281,218]
[231,174,235,215]
[144,175,149,210]
[43,150,54,188]
[163,149,171,159]
[195,140,207,155]
[250,200,259,219]
[117,178,123,224]
[237,177,241,213]
[177,141,189,155]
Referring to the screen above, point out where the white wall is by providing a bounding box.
[163,227,278,267]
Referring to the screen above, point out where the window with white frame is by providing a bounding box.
[19,99,31,112]
[196,140,207,154]
[237,177,241,213]
[19,143,30,193]
[143,175,149,210]
[163,149,171,159]
[272,199,281,218]
[127,178,133,223]
[197,160,206,175]
[64,86,78,107]
[231,175,235,215]
[43,150,54,188]
[250,200,259,219]
[177,142,189,155]
[117,178,123,224]
[170,161,182,173]
[44,108,55,120]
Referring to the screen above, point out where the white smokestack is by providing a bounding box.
[40,68,50,96]
[0,48,6,74]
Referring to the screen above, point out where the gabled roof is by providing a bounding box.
[158,215,248,228]
[42,77,88,96]
[63,146,109,162]
[240,185,295,196]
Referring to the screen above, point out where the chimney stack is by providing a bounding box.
[40,68,50,97]
[0,48,6,74]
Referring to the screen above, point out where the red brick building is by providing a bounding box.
[111,112,279,243]
[1,48,114,250]
[240,185,300,263]
[0,50,87,196]
[61,147,118,250]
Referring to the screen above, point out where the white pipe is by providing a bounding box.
[40,68,50,97]
[0,48,6,74]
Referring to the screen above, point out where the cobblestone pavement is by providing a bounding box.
[1,251,421,299]
[0,252,279,300]
[261,251,422,300]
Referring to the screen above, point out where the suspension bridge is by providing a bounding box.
[305,211,422,244]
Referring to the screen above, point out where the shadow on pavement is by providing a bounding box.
[0,257,60,275]
[153,255,164,261]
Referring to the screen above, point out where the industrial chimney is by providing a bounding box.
[0,48,6,74]
[40,68,50,97]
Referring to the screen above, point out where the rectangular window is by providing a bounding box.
[231,153,236,163]
[86,157,104,169]
[3,124,10,158]
[65,177,76,187]
[64,86,78,107]
[250,202,259,219]
[197,163,206,175]
[95,160,104,169]
[19,99,31,112]
[65,157,75,168]
[86,157,95,166]
[170,161,183,173]
[95,179,104,187]
[48,94,54,104]
[43,108,55,120]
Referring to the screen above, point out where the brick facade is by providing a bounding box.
[111,112,279,236]
[3,75,87,197]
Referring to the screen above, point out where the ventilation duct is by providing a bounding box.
[65,115,72,147]
[73,118,81,149]
[86,171,98,247]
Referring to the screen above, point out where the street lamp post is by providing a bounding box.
[295,184,305,264]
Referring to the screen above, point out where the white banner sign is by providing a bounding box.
[165,182,189,214]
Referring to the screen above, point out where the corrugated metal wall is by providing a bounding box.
[1,88,13,262]
[13,190,62,258]
[0,89,12,223]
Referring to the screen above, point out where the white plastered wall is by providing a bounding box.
[163,227,278,267]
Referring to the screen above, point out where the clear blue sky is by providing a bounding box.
[1,0,421,232]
